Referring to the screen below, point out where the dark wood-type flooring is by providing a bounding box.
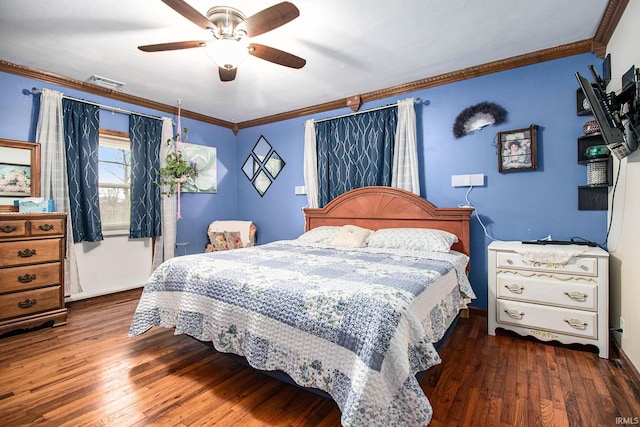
[1,289,638,426]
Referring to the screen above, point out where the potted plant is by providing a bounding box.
[157,128,198,196]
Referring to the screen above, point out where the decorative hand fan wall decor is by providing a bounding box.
[453,102,507,138]
[138,0,306,82]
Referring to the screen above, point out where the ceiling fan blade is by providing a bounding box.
[249,43,306,69]
[219,67,237,82]
[238,2,299,37]
[161,0,213,29]
[138,40,206,52]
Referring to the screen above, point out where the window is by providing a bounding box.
[98,131,131,232]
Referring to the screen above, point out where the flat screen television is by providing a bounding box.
[575,71,632,159]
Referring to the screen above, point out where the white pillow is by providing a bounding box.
[367,228,458,252]
[327,225,374,248]
[296,226,341,244]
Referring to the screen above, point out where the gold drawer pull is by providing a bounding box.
[564,318,588,329]
[17,248,37,258]
[564,291,588,302]
[504,309,524,319]
[18,274,37,283]
[38,224,55,231]
[0,225,18,233]
[18,299,37,309]
[505,284,524,294]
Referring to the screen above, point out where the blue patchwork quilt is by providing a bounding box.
[129,240,475,426]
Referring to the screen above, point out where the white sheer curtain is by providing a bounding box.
[36,89,82,295]
[392,98,420,195]
[303,119,319,208]
[152,117,177,270]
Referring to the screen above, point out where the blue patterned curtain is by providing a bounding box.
[129,114,162,238]
[62,99,102,243]
[316,107,397,207]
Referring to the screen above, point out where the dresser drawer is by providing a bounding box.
[29,218,65,237]
[496,299,597,339]
[0,285,62,321]
[0,220,27,238]
[496,271,597,311]
[496,251,598,277]
[0,239,61,267]
[0,262,62,293]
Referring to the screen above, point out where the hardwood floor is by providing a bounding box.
[0,289,638,426]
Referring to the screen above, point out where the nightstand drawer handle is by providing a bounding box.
[564,318,588,329]
[505,284,524,294]
[504,309,524,319]
[505,258,514,265]
[18,299,37,309]
[38,223,55,231]
[564,291,587,302]
[0,225,18,233]
[17,248,37,258]
[18,274,37,283]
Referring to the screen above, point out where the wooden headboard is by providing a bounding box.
[303,186,474,257]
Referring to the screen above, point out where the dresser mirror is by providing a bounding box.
[0,138,41,212]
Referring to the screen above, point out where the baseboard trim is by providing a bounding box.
[611,338,640,390]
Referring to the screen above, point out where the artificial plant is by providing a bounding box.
[156,128,198,197]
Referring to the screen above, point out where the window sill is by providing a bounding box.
[102,229,130,237]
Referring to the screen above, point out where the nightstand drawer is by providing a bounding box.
[496,272,597,311]
[496,251,598,276]
[0,286,62,320]
[0,239,61,267]
[497,299,597,339]
[0,262,62,293]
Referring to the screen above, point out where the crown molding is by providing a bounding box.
[0,38,602,133]
[592,0,628,58]
[0,59,235,129]
[236,39,593,130]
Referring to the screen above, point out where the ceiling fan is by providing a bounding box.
[138,0,306,82]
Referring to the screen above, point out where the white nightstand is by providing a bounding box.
[487,241,609,358]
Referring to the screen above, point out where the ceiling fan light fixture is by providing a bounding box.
[206,38,249,69]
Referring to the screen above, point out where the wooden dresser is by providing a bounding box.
[0,212,67,336]
[487,241,609,358]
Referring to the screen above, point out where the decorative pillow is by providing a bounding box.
[296,226,342,244]
[367,228,458,252]
[327,225,374,248]
[224,231,244,249]
[209,232,229,251]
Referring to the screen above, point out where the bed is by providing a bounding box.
[129,186,475,426]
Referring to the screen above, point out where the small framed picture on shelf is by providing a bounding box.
[497,125,538,173]
[576,88,592,116]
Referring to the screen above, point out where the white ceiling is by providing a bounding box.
[0,0,609,124]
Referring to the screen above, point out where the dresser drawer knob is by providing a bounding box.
[564,291,587,302]
[564,318,588,329]
[505,258,514,265]
[38,223,55,231]
[18,274,37,283]
[504,309,525,319]
[0,225,18,233]
[505,284,524,294]
[17,248,37,258]
[18,299,37,309]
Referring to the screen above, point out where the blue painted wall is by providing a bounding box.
[0,71,237,253]
[235,53,608,309]
[0,52,608,309]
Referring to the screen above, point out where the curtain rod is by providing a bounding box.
[27,87,167,122]
[313,97,424,124]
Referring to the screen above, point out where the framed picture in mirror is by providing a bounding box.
[0,139,41,212]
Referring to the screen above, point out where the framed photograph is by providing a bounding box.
[497,125,538,172]
[0,139,41,211]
